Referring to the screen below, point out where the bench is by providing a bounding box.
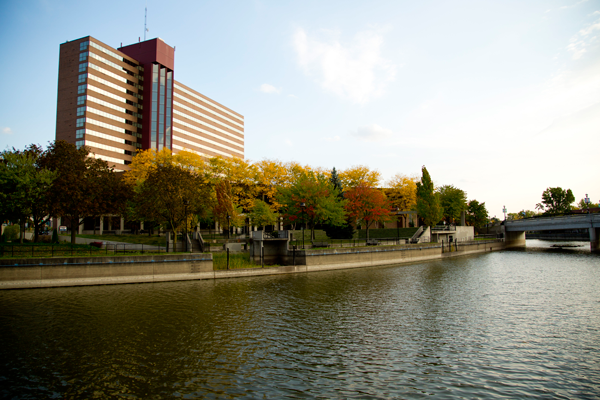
[366,239,379,246]
[312,241,330,248]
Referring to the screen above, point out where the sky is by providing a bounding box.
[1,0,599,217]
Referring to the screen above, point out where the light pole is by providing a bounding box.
[396,208,401,244]
[227,214,231,239]
[584,194,590,213]
[502,206,507,221]
[183,199,189,252]
[300,202,306,249]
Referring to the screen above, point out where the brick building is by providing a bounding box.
[56,36,244,171]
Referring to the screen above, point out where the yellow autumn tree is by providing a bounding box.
[338,165,381,189]
[206,156,258,212]
[124,148,206,186]
[255,159,290,210]
[385,174,418,211]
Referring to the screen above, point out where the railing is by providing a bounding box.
[432,224,456,231]
[0,244,168,258]
[289,237,412,249]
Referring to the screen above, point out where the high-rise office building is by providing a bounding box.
[56,36,244,171]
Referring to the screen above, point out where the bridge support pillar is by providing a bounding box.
[590,228,600,253]
[504,229,526,249]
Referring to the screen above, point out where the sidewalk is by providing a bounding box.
[58,235,165,250]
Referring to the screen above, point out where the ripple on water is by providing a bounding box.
[1,248,599,398]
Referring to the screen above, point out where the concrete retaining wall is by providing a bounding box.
[1,241,509,290]
[0,254,213,289]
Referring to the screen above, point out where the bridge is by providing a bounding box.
[503,214,600,252]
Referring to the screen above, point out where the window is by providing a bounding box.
[76,129,85,139]
[78,74,86,84]
[76,107,85,116]
[79,63,87,73]
[77,84,86,94]
[76,118,85,128]
[75,140,85,149]
[79,41,89,51]
[77,95,86,105]
[79,52,88,62]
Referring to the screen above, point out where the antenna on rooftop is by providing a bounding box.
[144,7,149,41]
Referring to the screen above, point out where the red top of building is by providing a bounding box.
[119,38,174,70]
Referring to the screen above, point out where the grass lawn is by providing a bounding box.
[212,252,278,270]
[74,234,165,246]
[0,242,171,258]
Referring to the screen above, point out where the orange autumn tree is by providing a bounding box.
[345,184,392,239]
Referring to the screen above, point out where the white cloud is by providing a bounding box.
[2,127,12,134]
[323,135,341,142]
[293,27,396,104]
[352,124,392,142]
[567,16,600,59]
[260,83,281,94]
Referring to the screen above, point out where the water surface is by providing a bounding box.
[1,241,599,398]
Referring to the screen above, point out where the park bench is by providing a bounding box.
[312,241,330,248]
[366,239,379,246]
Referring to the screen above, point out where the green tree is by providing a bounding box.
[535,187,575,215]
[132,163,212,245]
[466,199,488,227]
[39,140,127,244]
[438,185,467,223]
[416,166,443,227]
[323,167,355,239]
[0,146,56,243]
[248,199,278,230]
[277,172,346,240]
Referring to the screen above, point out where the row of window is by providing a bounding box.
[126,89,143,100]
[90,41,143,72]
[87,84,142,110]
[89,51,143,82]
[89,61,144,91]
[90,152,126,165]
[172,134,236,158]
[173,108,244,144]
[172,118,244,154]
[174,83,244,124]
[88,74,126,94]
[173,100,244,136]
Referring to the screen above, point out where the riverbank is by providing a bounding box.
[0,240,507,290]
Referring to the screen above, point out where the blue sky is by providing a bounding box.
[1,0,599,216]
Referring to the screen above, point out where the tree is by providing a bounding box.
[385,174,418,211]
[277,172,346,240]
[576,198,599,210]
[438,185,467,223]
[466,199,488,227]
[0,146,56,243]
[416,166,443,227]
[132,163,211,245]
[39,141,127,244]
[339,165,381,188]
[344,184,392,239]
[323,167,355,239]
[213,180,244,236]
[507,209,539,220]
[248,199,278,230]
[535,187,575,215]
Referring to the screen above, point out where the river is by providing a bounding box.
[1,240,599,398]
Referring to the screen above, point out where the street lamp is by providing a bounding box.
[396,208,401,244]
[183,199,189,252]
[300,202,306,249]
[502,206,507,221]
[584,194,590,213]
[227,214,231,239]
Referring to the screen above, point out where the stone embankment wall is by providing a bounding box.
[0,240,510,290]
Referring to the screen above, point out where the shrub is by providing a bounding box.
[3,225,19,241]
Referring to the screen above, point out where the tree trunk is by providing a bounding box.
[71,216,78,245]
[20,219,25,244]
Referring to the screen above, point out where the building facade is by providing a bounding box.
[56,36,244,171]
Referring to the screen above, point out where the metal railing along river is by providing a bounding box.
[0,243,167,258]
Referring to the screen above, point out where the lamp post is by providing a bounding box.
[502,206,507,221]
[183,199,189,252]
[300,202,306,249]
[227,214,231,239]
[396,208,401,244]
[584,194,590,213]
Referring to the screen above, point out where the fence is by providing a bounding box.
[289,237,412,249]
[0,243,168,258]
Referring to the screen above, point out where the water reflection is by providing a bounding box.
[1,245,599,398]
